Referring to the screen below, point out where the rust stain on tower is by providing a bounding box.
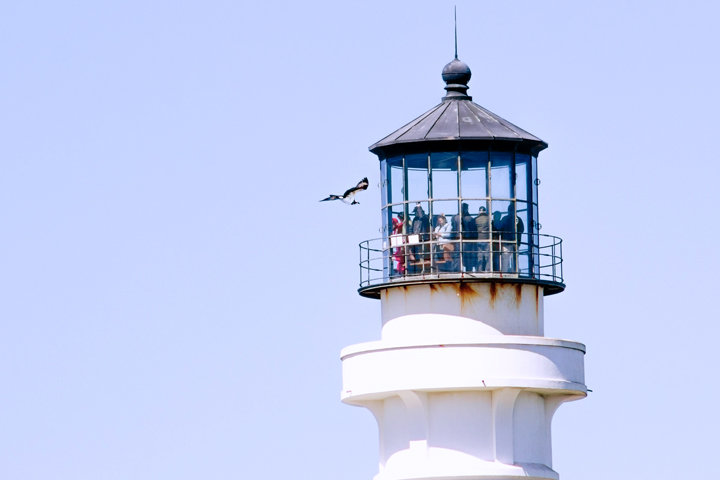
[514,284,523,307]
[457,282,477,308]
[488,282,497,308]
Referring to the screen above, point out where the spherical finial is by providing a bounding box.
[442,58,471,85]
[441,58,472,101]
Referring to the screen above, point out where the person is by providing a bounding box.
[454,203,477,271]
[408,203,430,274]
[491,210,503,271]
[392,212,404,235]
[449,211,461,272]
[475,206,491,272]
[497,203,524,273]
[433,214,453,271]
[391,213,406,275]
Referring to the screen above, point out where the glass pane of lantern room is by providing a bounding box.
[380,206,391,239]
[531,155,540,276]
[388,156,404,206]
[406,201,431,276]
[491,199,518,273]
[460,151,488,200]
[431,152,459,200]
[431,200,459,273]
[431,200,459,231]
[515,154,530,202]
[515,201,529,244]
[532,202,540,276]
[380,159,388,208]
[380,206,391,279]
[490,200,514,234]
[515,154,531,264]
[390,205,406,235]
[389,206,407,277]
[408,201,431,235]
[516,200,530,275]
[406,153,429,203]
[490,152,513,200]
[532,156,539,207]
[472,199,492,272]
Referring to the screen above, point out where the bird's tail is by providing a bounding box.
[320,195,340,202]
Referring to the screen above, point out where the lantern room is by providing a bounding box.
[359,58,564,298]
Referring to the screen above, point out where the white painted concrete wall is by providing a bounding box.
[381,283,544,340]
[342,283,586,480]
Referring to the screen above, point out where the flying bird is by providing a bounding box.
[320,177,369,205]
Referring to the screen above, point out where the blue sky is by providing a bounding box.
[1,1,719,479]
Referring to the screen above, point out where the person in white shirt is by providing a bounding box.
[433,214,454,269]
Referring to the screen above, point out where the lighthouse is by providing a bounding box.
[341,56,586,480]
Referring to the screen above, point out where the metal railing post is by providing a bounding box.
[559,238,563,283]
[359,242,363,286]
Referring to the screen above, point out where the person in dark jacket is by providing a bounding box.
[497,203,524,272]
[452,203,477,272]
[408,203,430,274]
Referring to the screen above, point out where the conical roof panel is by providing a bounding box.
[369,98,546,151]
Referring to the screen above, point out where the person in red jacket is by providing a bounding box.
[391,213,406,275]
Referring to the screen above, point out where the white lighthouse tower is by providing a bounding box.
[342,57,586,480]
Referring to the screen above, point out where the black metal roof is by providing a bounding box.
[369,58,548,156]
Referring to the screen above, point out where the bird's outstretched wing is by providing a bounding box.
[343,177,369,197]
[320,194,341,202]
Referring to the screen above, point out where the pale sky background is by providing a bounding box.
[1,1,719,479]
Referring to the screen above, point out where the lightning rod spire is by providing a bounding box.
[454,6,458,59]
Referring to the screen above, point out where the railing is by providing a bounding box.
[359,232,564,294]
